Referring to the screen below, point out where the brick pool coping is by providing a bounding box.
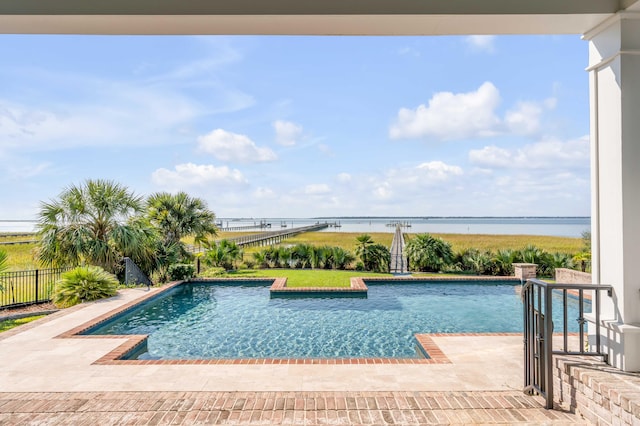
[55,277,522,366]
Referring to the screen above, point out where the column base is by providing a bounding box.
[589,320,640,372]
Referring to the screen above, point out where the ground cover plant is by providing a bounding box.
[214,268,392,287]
[52,266,118,308]
[0,315,45,333]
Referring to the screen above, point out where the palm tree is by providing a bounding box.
[573,251,591,272]
[332,247,355,270]
[405,234,453,272]
[36,179,153,274]
[491,249,516,276]
[367,243,391,273]
[252,251,269,269]
[0,249,8,292]
[355,234,374,269]
[204,239,243,271]
[461,249,490,275]
[291,244,313,269]
[146,191,218,257]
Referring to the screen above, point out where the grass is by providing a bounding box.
[274,232,394,251]
[1,243,39,271]
[216,269,393,287]
[276,231,582,254]
[0,233,37,243]
[416,233,583,253]
[0,315,45,333]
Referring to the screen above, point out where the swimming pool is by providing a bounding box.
[84,279,587,360]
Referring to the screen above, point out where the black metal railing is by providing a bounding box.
[0,267,73,309]
[522,278,613,409]
[123,257,152,287]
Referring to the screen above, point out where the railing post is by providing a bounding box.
[35,269,39,302]
[543,286,554,409]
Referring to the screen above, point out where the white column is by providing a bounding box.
[585,11,640,372]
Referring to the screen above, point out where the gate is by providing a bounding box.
[522,279,612,408]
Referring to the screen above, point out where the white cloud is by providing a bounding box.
[304,184,331,195]
[273,120,303,146]
[317,143,334,156]
[390,82,559,141]
[337,173,352,183]
[151,163,248,189]
[465,35,496,53]
[504,102,543,136]
[389,82,501,141]
[373,182,393,200]
[469,145,513,168]
[469,136,590,170]
[4,162,52,180]
[197,129,277,163]
[253,187,276,199]
[385,161,464,188]
[416,161,464,181]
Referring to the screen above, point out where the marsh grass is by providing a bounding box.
[0,234,37,243]
[1,243,39,271]
[220,269,392,287]
[422,233,583,253]
[279,232,581,254]
[273,232,394,251]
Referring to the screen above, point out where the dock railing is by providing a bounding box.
[522,278,613,409]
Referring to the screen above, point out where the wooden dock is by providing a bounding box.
[188,223,329,252]
[390,225,409,274]
[217,221,271,232]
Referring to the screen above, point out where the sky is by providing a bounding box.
[0,35,591,219]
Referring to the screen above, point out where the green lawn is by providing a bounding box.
[219,269,393,287]
[0,315,45,333]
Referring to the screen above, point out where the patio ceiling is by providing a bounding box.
[0,0,634,35]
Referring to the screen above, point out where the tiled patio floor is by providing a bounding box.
[0,285,592,424]
[0,390,588,425]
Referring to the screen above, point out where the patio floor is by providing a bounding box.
[0,286,590,424]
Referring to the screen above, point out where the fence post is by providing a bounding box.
[35,269,39,302]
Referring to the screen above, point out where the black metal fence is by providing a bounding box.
[0,267,73,309]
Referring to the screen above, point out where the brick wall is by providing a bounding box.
[555,268,592,284]
[554,356,640,425]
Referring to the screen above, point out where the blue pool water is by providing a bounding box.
[86,280,588,360]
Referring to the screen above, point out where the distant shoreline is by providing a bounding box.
[0,216,590,222]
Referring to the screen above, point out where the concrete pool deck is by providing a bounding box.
[0,286,592,424]
[0,285,527,393]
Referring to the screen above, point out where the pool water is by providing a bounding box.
[86,281,588,360]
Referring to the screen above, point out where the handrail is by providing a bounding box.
[522,278,613,409]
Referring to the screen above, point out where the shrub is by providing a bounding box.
[168,263,196,281]
[405,234,453,272]
[53,266,118,308]
[200,267,226,277]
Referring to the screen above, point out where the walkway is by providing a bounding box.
[0,390,585,425]
[390,225,409,274]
